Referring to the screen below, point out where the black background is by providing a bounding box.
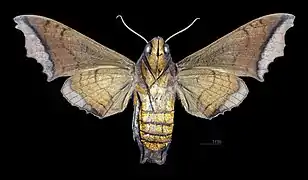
[6,1,302,178]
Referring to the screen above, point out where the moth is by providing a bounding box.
[14,13,295,165]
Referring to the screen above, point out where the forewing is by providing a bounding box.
[176,68,248,119]
[14,15,135,81]
[14,15,137,118]
[176,13,295,82]
[61,67,135,118]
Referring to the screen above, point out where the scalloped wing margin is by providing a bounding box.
[14,15,54,81]
[257,14,295,81]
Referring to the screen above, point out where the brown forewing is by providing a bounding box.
[14,15,135,81]
[176,13,295,82]
[14,15,137,118]
[175,13,294,119]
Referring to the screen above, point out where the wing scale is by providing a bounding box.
[176,13,295,119]
[14,15,136,118]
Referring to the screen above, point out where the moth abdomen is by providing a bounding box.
[138,111,174,151]
[139,110,174,151]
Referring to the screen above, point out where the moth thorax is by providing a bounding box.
[147,37,168,77]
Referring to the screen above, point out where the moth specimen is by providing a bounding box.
[14,13,295,165]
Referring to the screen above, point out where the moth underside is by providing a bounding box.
[14,13,294,165]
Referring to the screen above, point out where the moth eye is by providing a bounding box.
[145,44,151,53]
[164,45,170,54]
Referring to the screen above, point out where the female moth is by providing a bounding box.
[14,13,295,165]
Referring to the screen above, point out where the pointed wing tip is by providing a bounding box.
[13,15,37,22]
[14,15,49,27]
[282,13,295,19]
[265,13,295,19]
[13,15,35,29]
[282,13,296,25]
[13,16,24,29]
[256,13,295,81]
[14,14,55,81]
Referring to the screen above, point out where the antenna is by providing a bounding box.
[165,18,200,42]
[116,15,148,43]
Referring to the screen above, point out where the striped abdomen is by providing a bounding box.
[138,110,174,151]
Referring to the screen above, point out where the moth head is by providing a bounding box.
[144,36,170,57]
[115,15,199,76]
[115,15,198,57]
[142,37,171,76]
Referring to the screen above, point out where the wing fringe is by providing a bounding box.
[14,15,55,81]
[257,14,295,81]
